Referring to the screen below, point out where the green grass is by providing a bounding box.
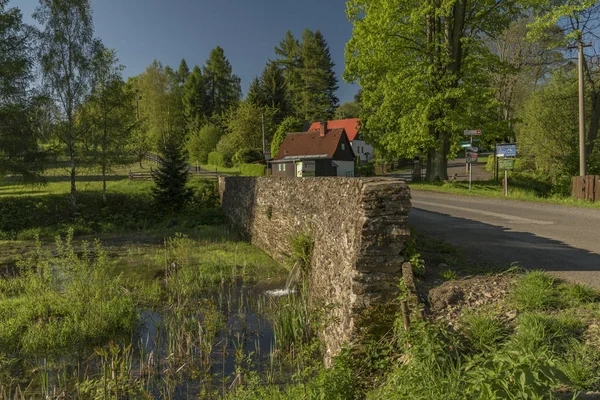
[511,271,559,311]
[410,179,600,209]
[460,311,506,352]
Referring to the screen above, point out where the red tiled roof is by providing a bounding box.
[273,128,347,160]
[308,118,360,141]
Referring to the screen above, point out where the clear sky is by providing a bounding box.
[14,0,358,104]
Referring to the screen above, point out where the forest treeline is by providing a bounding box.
[0,0,351,211]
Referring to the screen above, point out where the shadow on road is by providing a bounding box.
[409,207,600,288]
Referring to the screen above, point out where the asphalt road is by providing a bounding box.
[409,189,600,288]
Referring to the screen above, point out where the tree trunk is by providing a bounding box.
[69,142,77,213]
[426,131,449,181]
[139,157,144,169]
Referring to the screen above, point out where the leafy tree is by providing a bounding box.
[526,1,600,159]
[182,65,208,127]
[334,101,361,120]
[152,136,192,211]
[203,46,241,118]
[0,0,44,181]
[300,29,339,122]
[35,0,99,211]
[486,19,564,143]
[133,60,184,148]
[271,117,304,157]
[518,68,600,192]
[186,124,222,164]
[217,101,277,164]
[345,0,518,181]
[275,31,303,117]
[85,47,135,203]
[232,148,263,165]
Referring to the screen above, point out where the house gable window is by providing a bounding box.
[278,164,281,172]
[283,164,286,172]
[341,143,345,151]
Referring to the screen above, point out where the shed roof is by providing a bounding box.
[273,128,347,161]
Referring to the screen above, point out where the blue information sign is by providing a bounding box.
[496,143,517,157]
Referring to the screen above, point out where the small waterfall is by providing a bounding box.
[266,262,301,297]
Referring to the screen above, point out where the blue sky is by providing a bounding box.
[14,0,358,104]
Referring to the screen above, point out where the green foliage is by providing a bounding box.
[0,1,45,182]
[511,271,558,311]
[240,163,265,177]
[334,101,361,120]
[270,116,304,158]
[268,289,314,351]
[300,29,339,122]
[207,151,225,167]
[233,148,263,166]
[182,65,209,125]
[356,161,375,177]
[151,137,192,210]
[247,61,292,122]
[203,46,242,117]
[558,282,599,307]
[558,341,600,391]
[509,312,586,355]
[460,312,506,353]
[291,232,314,271]
[186,124,222,164]
[222,101,277,161]
[410,253,425,278]
[344,0,518,180]
[440,268,458,281]
[0,232,139,357]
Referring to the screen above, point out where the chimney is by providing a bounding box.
[320,121,327,137]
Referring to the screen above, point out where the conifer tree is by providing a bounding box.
[202,46,241,118]
[275,31,303,117]
[300,29,338,122]
[151,136,192,211]
[182,65,208,126]
[177,58,190,85]
[247,61,291,121]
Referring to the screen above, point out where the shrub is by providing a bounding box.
[240,163,265,176]
[232,148,263,166]
[207,151,225,167]
[291,232,313,271]
[511,271,558,310]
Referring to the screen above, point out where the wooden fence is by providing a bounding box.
[571,175,600,202]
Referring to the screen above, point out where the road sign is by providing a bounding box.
[464,129,482,136]
[466,146,479,153]
[498,158,515,171]
[496,143,517,157]
[460,140,471,148]
[466,152,478,163]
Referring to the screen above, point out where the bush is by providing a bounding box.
[207,151,225,167]
[357,162,375,177]
[240,163,265,176]
[232,148,263,166]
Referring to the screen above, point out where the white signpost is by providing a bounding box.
[464,129,482,191]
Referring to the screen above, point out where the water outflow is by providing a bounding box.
[265,262,301,297]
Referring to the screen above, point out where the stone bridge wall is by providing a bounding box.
[218,176,411,362]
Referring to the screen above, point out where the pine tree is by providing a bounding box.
[182,65,208,126]
[274,31,303,117]
[177,58,190,85]
[203,46,241,118]
[247,61,291,121]
[151,137,192,211]
[300,29,338,122]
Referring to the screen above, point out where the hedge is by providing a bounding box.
[240,164,265,176]
[207,152,225,167]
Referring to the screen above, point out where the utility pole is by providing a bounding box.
[578,41,586,177]
[570,39,592,177]
[262,113,266,160]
